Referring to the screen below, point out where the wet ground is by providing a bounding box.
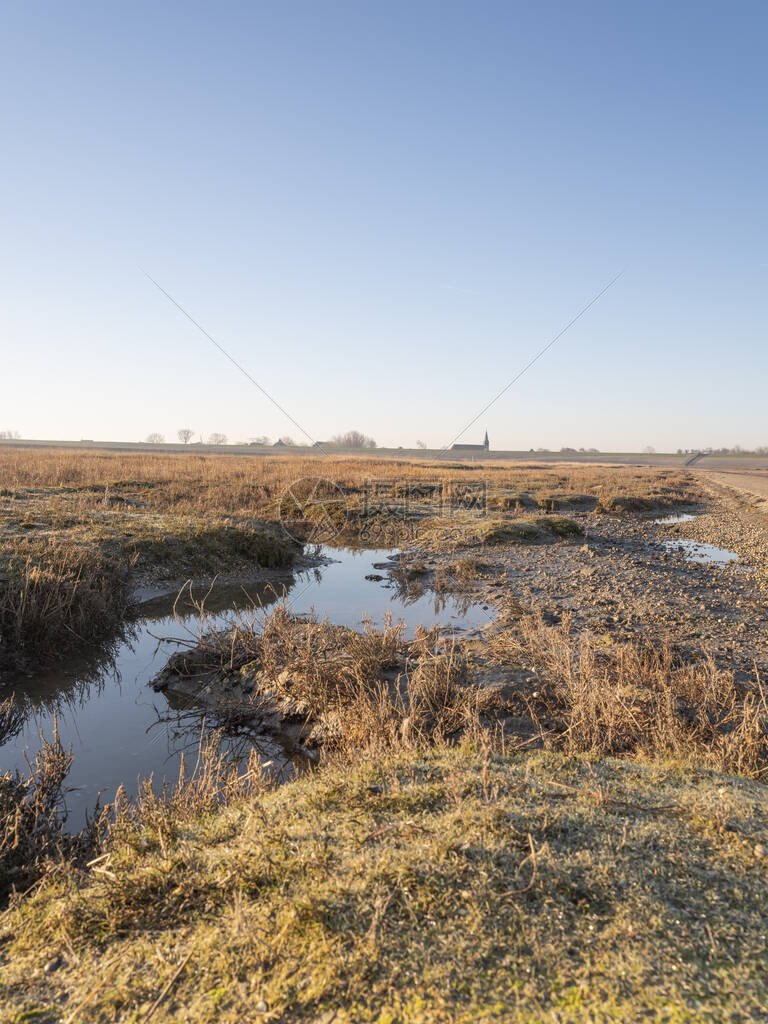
[407,490,768,686]
[0,547,493,828]
[3,481,766,830]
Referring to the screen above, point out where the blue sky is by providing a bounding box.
[1,1,766,450]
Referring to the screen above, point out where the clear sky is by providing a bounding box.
[1,1,766,451]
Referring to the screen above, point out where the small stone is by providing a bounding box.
[43,955,63,974]
[256,1000,269,1013]
[754,843,765,860]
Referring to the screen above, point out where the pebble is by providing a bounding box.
[754,843,765,860]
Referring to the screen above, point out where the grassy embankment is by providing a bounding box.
[3,596,768,1021]
[1,741,766,1023]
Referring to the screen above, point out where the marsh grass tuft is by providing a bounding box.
[0,719,87,903]
[157,598,503,756]
[491,612,768,776]
[0,545,130,670]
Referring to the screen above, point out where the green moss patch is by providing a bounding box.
[419,514,582,549]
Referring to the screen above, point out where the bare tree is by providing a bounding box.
[208,433,228,445]
[330,430,377,449]
[146,432,165,444]
[416,439,427,450]
[177,428,194,444]
[0,430,20,440]
[277,436,295,446]
[642,445,656,454]
[249,435,271,446]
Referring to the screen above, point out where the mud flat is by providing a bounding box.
[395,493,768,686]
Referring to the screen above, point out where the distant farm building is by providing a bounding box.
[451,431,489,452]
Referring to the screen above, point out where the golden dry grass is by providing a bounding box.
[1,741,767,1023]
[0,448,702,519]
[4,450,755,1022]
[0,449,703,666]
[488,611,768,777]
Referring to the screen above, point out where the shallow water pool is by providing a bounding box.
[664,538,739,566]
[0,547,493,827]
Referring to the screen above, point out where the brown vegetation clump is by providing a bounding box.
[0,719,86,902]
[0,544,130,670]
[418,513,582,549]
[158,604,501,754]
[490,612,768,776]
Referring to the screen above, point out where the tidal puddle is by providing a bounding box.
[655,513,696,524]
[0,547,492,828]
[664,539,739,566]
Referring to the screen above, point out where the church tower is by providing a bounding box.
[483,430,489,451]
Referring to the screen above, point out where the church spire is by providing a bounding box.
[483,430,489,451]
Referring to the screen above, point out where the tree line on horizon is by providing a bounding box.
[142,429,379,448]
[3,429,767,455]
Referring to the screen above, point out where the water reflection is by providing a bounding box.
[664,539,739,566]
[654,513,696,525]
[1,546,493,828]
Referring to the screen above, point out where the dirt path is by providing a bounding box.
[702,470,768,510]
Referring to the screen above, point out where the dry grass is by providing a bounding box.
[157,603,500,754]
[158,595,768,779]
[1,741,766,1022]
[0,452,306,669]
[417,512,583,550]
[0,544,130,670]
[0,719,91,903]
[0,449,703,666]
[489,612,768,777]
[0,448,702,523]
[6,449,761,1020]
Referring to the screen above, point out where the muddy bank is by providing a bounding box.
[394,494,768,686]
[0,517,303,674]
[150,495,768,778]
